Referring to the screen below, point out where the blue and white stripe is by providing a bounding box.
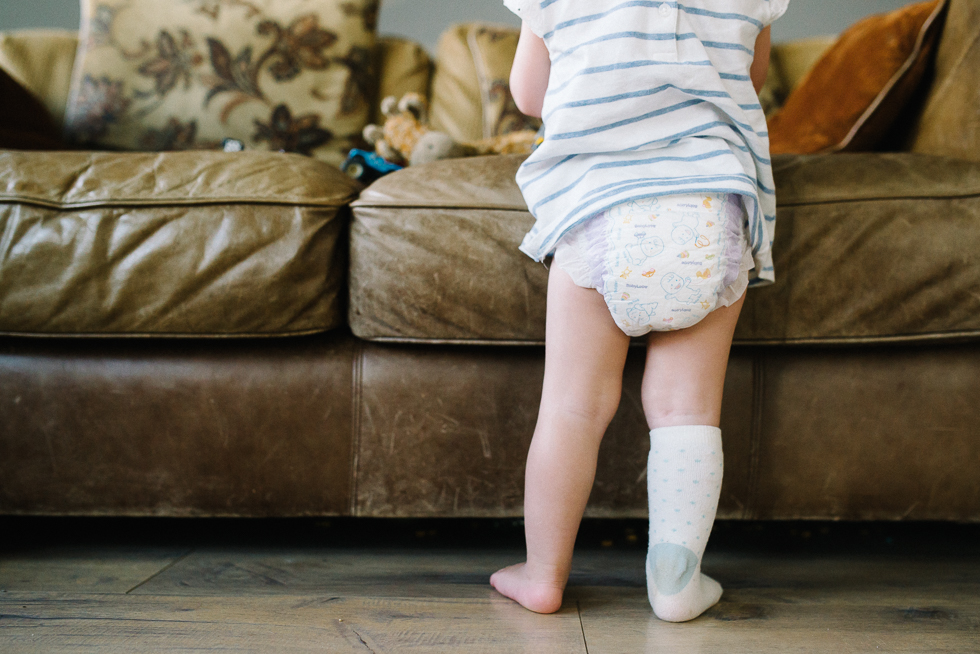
[504,0,789,286]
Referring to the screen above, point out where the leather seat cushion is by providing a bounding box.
[350,153,980,345]
[0,150,360,336]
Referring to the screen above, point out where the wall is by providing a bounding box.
[2,0,919,50]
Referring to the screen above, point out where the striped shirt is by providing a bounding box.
[504,0,789,286]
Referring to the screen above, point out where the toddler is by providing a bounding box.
[490,0,788,621]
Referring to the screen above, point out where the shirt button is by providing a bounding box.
[659,3,671,17]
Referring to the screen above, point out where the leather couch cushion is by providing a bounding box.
[0,332,355,516]
[351,155,544,345]
[350,153,980,345]
[0,150,360,336]
[64,0,377,166]
[350,339,980,520]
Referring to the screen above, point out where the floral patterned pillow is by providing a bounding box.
[65,0,378,166]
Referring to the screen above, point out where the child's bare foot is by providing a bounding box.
[490,563,565,614]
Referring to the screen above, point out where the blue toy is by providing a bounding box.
[342,149,403,184]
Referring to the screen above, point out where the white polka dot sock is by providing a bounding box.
[646,425,724,622]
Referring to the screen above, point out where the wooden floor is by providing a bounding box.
[0,519,977,653]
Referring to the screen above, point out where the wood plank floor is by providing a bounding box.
[0,519,977,653]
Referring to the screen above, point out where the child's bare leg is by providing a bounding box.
[643,293,744,429]
[490,267,630,613]
[642,294,745,622]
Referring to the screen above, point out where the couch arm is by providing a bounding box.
[0,30,78,130]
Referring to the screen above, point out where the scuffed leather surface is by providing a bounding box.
[750,344,980,520]
[0,333,355,516]
[738,153,980,344]
[0,150,361,336]
[4,334,979,520]
[350,156,544,343]
[770,151,980,203]
[353,153,527,210]
[0,150,361,208]
[350,153,980,345]
[350,206,545,343]
[352,343,753,518]
[352,342,980,520]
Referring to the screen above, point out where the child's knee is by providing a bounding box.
[639,388,716,430]
[544,383,623,430]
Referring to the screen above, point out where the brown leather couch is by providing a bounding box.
[2,3,979,521]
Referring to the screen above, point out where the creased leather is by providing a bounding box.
[750,344,980,521]
[353,153,527,210]
[352,343,751,518]
[0,150,361,208]
[352,341,980,520]
[5,332,980,520]
[0,150,361,336]
[350,153,980,345]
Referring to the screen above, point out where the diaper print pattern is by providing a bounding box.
[661,272,701,305]
[625,232,665,266]
[592,194,743,336]
[627,301,659,325]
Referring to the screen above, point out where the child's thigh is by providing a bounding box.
[640,293,745,428]
[541,266,631,420]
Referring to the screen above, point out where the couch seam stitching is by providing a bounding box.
[746,353,765,520]
[776,191,980,206]
[349,338,364,517]
[0,197,354,210]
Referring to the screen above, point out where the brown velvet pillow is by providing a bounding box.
[769,0,948,155]
[0,67,66,150]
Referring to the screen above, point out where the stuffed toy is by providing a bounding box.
[363,93,465,166]
[363,93,541,166]
[467,129,542,156]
